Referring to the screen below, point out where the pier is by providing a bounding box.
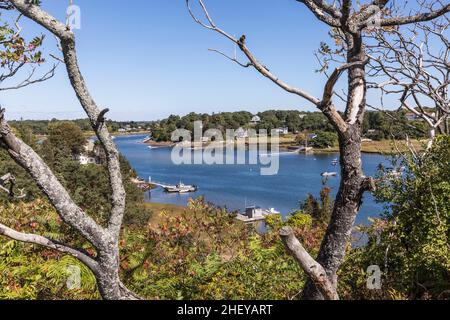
[149,178,198,193]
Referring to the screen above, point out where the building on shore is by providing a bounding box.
[235,206,280,223]
[274,127,289,135]
[76,139,105,165]
[250,115,261,125]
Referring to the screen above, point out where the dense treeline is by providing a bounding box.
[149,110,429,142]
[9,119,152,136]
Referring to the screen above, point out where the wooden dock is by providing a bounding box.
[235,206,280,223]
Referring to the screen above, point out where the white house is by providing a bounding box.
[76,139,99,165]
[76,154,97,165]
[250,115,261,125]
[275,127,289,135]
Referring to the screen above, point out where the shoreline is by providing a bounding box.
[141,137,425,155]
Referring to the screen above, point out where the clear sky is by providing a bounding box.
[0,0,417,121]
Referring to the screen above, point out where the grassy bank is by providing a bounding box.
[313,139,426,154]
[143,202,187,228]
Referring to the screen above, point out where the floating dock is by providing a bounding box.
[235,206,280,223]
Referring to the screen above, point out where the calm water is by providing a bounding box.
[116,134,389,225]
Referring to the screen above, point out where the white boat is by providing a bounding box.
[142,136,152,143]
[164,182,198,193]
[321,171,338,177]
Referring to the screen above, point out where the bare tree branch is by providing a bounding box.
[280,227,339,300]
[0,222,99,272]
[296,0,341,27]
[0,173,26,198]
[208,48,251,68]
[367,17,449,149]
[380,4,450,27]
[0,63,58,91]
[322,58,369,108]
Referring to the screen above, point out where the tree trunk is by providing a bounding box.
[95,247,140,300]
[302,128,364,299]
[302,33,367,300]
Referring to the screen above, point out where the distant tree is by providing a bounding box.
[301,187,334,226]
[310,131,338,148]
[47,122,86,155]
[300,113,334,132]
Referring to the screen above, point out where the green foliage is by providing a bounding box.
[0,13,46,93]
[47,122,86,156]
[309,131,338,148]
[0,125,42,202]
[0,200,99,299]
[0,25,44,65]
[300,187,333,224]
[340,136,450,300]
[119,199,319,300]
[0,186,326,300]
[363,111,427,141]
[36,122,147,226]
[285,211,313,228]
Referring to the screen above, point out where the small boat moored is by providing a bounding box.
[163,182,198,193]
[321,171,338,177]
[148,177,198,194]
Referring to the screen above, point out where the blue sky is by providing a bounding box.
[0,0,418,120]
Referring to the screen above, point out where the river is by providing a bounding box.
[115,134,389,225]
